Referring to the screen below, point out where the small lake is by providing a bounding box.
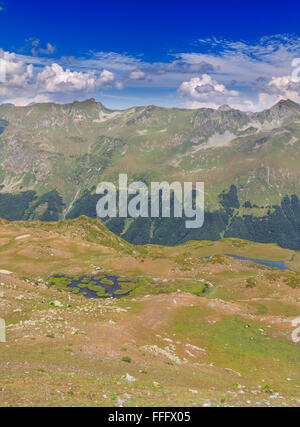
[225,254,290,270]
[49,274,132,299]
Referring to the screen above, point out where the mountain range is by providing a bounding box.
[0,98,300,249]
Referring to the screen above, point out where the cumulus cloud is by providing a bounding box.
[175,35,300,110]
[98,69,115,86]
[1,34,300,109]
[129,70,146,80]
[0,51,34,96]
[268,75,299,94]
[256,75,300,109]
[0,49,116,104]
[37,64,96,92]
[179,74,240,107]
[173,35,300,111]
[36,64,115,93]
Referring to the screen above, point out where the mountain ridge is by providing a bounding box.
[0,97,300,248]
[1,97,298,113]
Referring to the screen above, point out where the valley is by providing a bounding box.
[0,217,299,407]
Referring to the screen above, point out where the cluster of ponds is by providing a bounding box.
[50,252,293,301]
[50,274,132,299]
[49,274,211,300]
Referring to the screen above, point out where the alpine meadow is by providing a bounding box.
[0,0,300,411]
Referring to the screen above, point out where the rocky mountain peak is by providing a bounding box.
[218,104,233,112]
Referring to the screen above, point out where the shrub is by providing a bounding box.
[246,278,256,288]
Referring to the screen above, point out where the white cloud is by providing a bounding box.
[129,70,146,80]
[177,35,300,102]
[0,51,34,96]
[115,80,124,90]
[175,36,300,111]
[256,75,300,108]
[81,51,141,72]
[39,42,55,55]
[36,64,114,93]
[185,98,256,111]
[0,49,116,104]
[26,39,56,57]
[179,74,240,107]
[2,94,53,106]
[256,93,283,110]
[178,74,261,111]
[1,34,300,110]
[267,75,300,96]
[98,69,115,86]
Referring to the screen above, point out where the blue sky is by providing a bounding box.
[1,0,300,110]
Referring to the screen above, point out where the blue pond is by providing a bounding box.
[225,254,290,270]
[50,274,132,299]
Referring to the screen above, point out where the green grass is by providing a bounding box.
[171,307,300,390]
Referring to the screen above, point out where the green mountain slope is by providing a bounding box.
[0,98,300,248]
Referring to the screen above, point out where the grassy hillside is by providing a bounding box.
[0,217,299,407]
